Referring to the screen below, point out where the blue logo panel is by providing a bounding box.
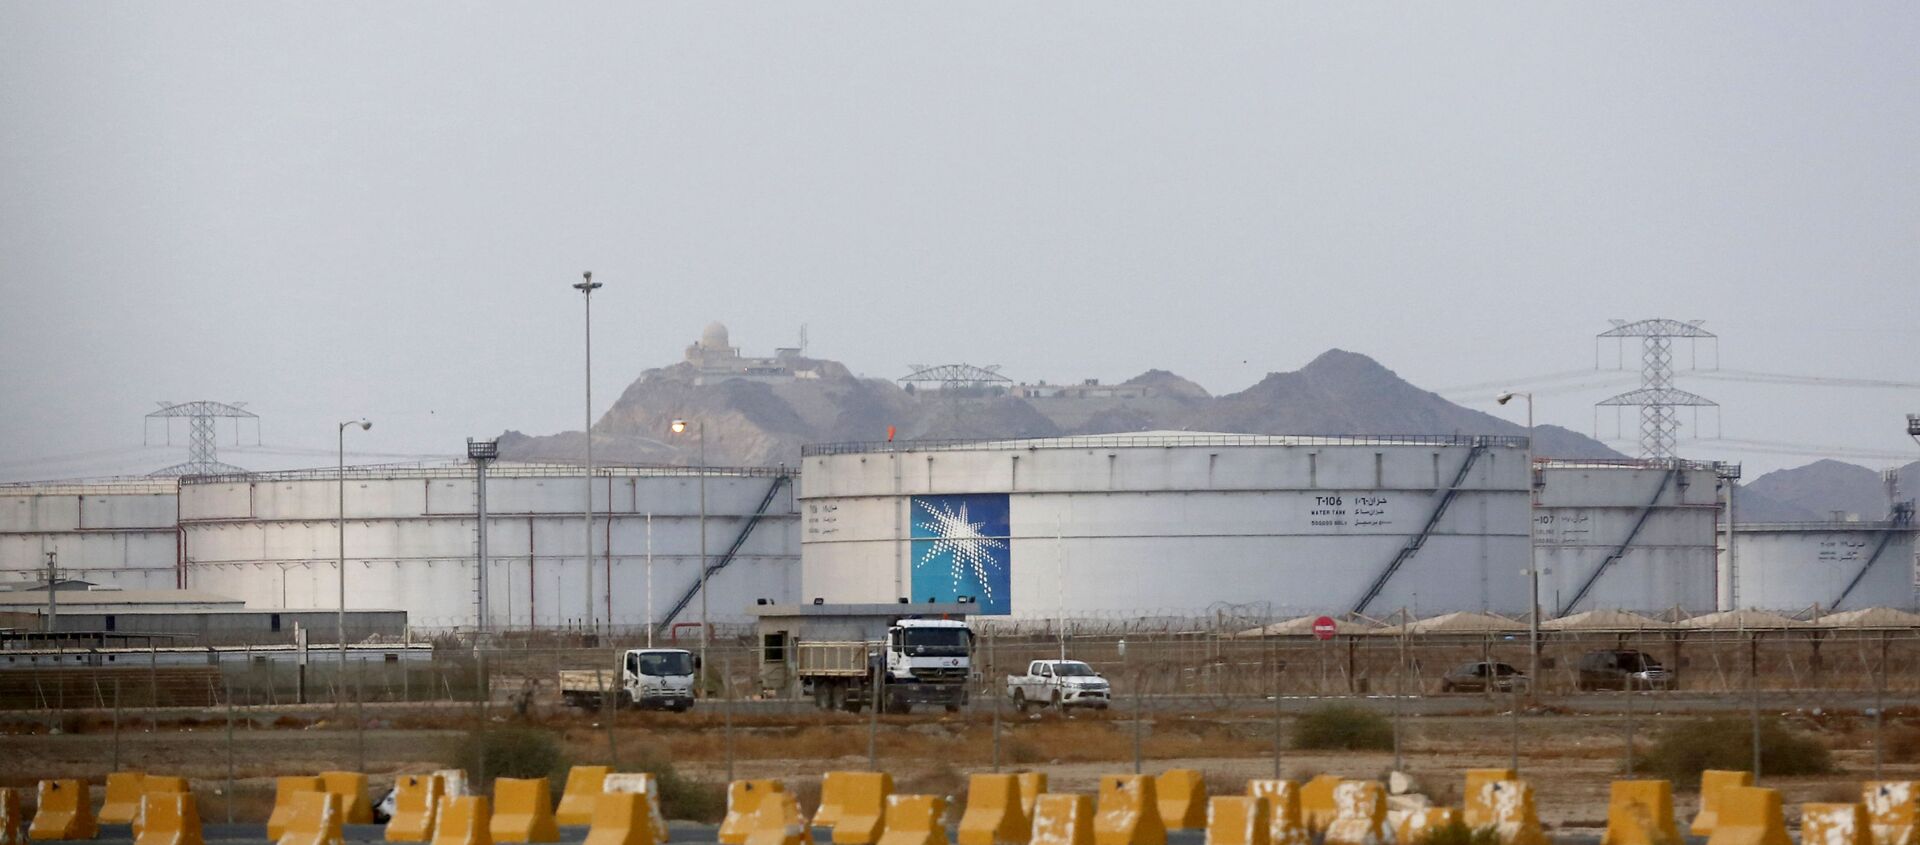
[909,493,1011,615]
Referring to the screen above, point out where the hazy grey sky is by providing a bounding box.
[3,4,1916,481]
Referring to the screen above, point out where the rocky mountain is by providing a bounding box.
[498,345,1622,467]
[1740,459,1920,523]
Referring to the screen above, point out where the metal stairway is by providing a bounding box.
[1352,441,1488,615]
[1558,466,1680,616]
[1833,501,1916,609]
[655,474,792,637]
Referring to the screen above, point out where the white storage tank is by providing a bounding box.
[1720,508,1917,612]
[798,431,1532,620]
[0,479,181,591]
[1534,459,1724,616]
[177,463,799,631]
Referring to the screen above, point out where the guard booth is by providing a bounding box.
[751,601,974,700]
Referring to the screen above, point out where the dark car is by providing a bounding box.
[1576,649,1672,691]
[1439,661,1530,693]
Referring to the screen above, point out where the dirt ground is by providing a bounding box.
[6,704,1915,830]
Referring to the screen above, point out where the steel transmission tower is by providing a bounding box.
[146,401,259,476]
[1594,319,1718,459]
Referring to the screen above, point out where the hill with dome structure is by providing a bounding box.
[496,323,1624,468]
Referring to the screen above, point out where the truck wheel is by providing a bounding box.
[1013,690,1028,712]
[1050,691,1062,709]
[813,686,830,710]
[616,690,634,710]
[944,704,960,714]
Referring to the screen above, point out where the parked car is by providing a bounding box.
[1576,649,1672,691]
[1438,661,1530,693]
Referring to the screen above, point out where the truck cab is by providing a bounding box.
[560,647,697,711]
[622,648,697,711]
[880,619,974,711]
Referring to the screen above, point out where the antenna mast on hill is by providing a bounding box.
[146,400,259,476]
[1594,319,1718,459]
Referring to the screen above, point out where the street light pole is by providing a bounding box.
[574,271,601,631]
[672,418,709,668]
[338,419,371,670]
[1499,391,1540,688]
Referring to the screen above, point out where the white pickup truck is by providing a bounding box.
[1006,659,1111,711]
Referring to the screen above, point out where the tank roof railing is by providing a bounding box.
[803,433,1529,456]
[183,460,794,485]
[1534,457,1723,472]
[1731,520,1918,532]
[0,479,182,495]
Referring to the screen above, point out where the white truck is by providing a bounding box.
[796,617,974,714]
[559,647,698,712]
[1006,659,1111,711]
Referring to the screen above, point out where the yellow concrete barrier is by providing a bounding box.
[1297,776,1342,835]
[133,793,200,845]
[130,780,188,839]
[1031,795,1094,845]
[1482,781,1548,845]
[1462,769,1518,830]
[1865,782,1918,845]
[599,775,666,845]
[1015,776,1047,824]
[1395,807,1457,845]
[830,773,894,845]
[1204,796,1267,845]
[3,787,26,844]
[275,791,344,845]
[957,774,1027,845]
[1602,780,1678,845]
[437,772,470,800]
[1322,782,1389,845]
[555,768,611,828]
[386,774,443,843]
[98,773,146,825]
[877,795,947,845]
[3,787,25,845]
[1094,775,1165,845]
[742,793,812,845]
[1690,771,1754,837]
[722,781,788,845]
[319,772,374,826]
[489,778,557,844]
[1244,781,1307,845]
[28,780,96,841]
[268,778,325,842]
[1153,771,1204,833]
[433,796,491,845]
[1702,786,1788,845]
[814,774,852,832]
[1803,804,1869,845]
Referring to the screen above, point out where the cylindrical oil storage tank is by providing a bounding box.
[178,463,799,631]
[1719,510,1917,611]
[1533,459,1724,616]
[798,432,1532,620]
[0,479,181,591]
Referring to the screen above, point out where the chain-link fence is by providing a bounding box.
[4,624,1917,829]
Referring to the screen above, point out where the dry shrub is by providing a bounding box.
[1292,705,1393,751]
[451,726,570,792]
[1423,819,1503,845]
[1643,718,1830,788]
[631,749,726,823]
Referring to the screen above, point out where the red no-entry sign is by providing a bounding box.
[1312,616,1338,640]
